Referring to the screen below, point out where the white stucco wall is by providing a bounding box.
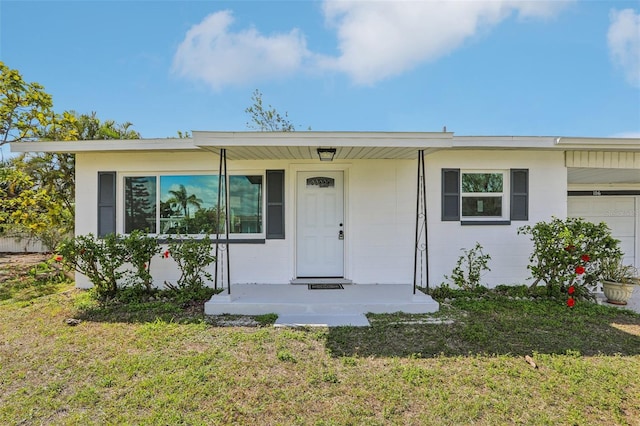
[425,150,567,287]
[74,149,566,289]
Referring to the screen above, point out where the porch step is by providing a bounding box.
[275,313,370,327]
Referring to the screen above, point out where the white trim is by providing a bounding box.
[557,137,640,148]
[118,170,266,239]
[11,133,639,156]
[11,138,198,153]
[193,131,454,147]
[460,170,510,221]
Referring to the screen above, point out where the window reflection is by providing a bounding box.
[124,174,263,235]
[124,176,156,233]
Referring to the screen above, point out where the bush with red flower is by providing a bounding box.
[56,231,218,302]
[518,217,622,301]
[56,231,160,300]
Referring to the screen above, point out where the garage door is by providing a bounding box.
[568,196,637,266]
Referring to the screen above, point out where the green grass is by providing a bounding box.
[1,257,639,425]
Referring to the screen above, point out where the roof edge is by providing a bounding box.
[10,138,197,153]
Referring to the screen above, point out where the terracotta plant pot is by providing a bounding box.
[602,280,636,305]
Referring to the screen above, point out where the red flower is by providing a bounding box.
[575,266,585,275]
[53,255,63,262]
[163,250,170,259]
[581,254,590,262]
[567,297,575,307]
[564,245,575,252]
[568,285,575,295]
[143,263,147,269]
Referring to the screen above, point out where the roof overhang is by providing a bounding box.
[556,137,640,151]
[9,132,639,161]
[10,132,456,160]
[9,138,200,154]
[192,131,453,160]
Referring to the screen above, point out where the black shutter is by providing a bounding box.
[266,170,285,239]
[97,172,116,237]
[510,169,529,221]
[442,168,460,221]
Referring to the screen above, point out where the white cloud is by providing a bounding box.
[608,8,640,88]
[320,0,573,85]
[173,1,573,89]
[172,10,311,90]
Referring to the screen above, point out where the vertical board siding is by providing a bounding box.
[566,151,640,169]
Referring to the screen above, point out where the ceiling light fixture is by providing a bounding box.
[317,147,337,162]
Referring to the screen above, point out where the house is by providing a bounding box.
[12,132,640,320]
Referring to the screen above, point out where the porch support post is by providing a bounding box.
[413,150,429,293]
[214,149,232,294]
[223,149,231,294]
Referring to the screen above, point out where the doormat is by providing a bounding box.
[308,283,344,290]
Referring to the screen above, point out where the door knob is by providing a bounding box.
[338,230,344,240]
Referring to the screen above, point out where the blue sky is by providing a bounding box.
[1,0,639,156]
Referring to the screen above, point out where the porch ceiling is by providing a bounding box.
[568,168,640,185]
[198,145,444,160]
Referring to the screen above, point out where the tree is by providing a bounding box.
[185,207,225,234]
[245,89,297,132]
[98,119,141,140]
[0,161,72,250]
[0,63,142,248]
[0,61,53,149]
[166,184,203,218]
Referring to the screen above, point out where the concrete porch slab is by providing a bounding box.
[204,283,439,317]
[275,313,370,327]
[289,278,353,285]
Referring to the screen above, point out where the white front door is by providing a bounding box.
[296,171,344,277]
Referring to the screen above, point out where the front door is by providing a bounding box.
[296,171,344,277]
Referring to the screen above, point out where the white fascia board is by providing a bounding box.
[192,131,454,148]
[10,138,198,153]
[452,136,558,149]
[555,137,640,151]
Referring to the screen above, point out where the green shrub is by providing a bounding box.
[57,233,127,300]
[518,217,622,298]
[444,242,491,290]
[164,235,216,291]
[122,230,162,292]
[58,232,219,303]
[58,232,163,300]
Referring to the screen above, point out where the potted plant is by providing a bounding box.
[600,257,639,305]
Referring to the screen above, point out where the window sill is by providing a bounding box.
[460,220,511,226]
[156,238,266,244]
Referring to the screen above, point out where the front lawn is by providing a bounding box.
[1,255,639,425]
